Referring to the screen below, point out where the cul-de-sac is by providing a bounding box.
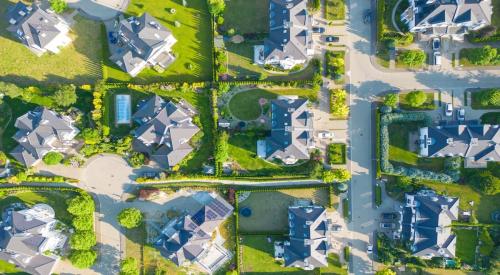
[0,0,499,274]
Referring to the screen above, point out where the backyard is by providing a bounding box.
[0,2,103,86]
[454,229,478,265]
[238,188,329,233]
[103,0,212,83]
[223,0,269,34]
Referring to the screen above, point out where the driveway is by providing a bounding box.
[67,0,129,20]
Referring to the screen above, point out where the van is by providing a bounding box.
[433,52,442,65]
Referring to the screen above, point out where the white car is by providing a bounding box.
[445,103,453,117]
[318,131,335,139]
[367,244,373,254]
[433,52,442,65]
[457,108,465,121]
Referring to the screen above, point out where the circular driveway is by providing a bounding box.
[67,0,129,20]
[83,154,134,197]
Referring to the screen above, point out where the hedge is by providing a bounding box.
[375,108,381,178]
[135,173,313,183]
[139,182,328,193]
[342,198,349,219]
[375,184,382,206]
[344,246,350,262]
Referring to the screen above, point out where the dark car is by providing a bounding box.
[432,38,441,51]
[141,171,159,178]
[108,31,118,44]
[363,10,372,24]
[325,35,340,42]
[380,222,396,229]
[381,212,398,220]
[313,27,325,33]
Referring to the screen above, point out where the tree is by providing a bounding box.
[383,93,398,108]
[405,90,427,107]
[50,0,67,13]
[308,0,320,12]
[468,46,498,65]
[207,0,225,16]
[42,152,64,165]
[117,208,143,229]
[81,128,101,145]
[52,84,77,107]
[481,89,500,107]
[72,215,93,231]
[332,168,351,182]
[129,152,145,168]
[69,250,97,268]
[0,81,24,98]
[399,50,426,67]
[70,230,96,250]
[67,194,95,216]
[322,170,336,183]
[472,171,500,195]
[0,151,7,166]
[376,269,396,275]
[330,89,349,118]
[120,257,139,275]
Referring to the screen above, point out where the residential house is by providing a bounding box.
[276,205,331,270]
[0,204,68,275]
[418,122,499,168]
[259,97,314,165]
[154,192,233,273]
[255,0,314,69]
[400,0,492,39]
[10,107,79,167]
[6,2,72,56]
[110,13,177,77]
[402,190,459,259]
[132,95,199,169]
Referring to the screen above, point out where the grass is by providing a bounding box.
[327,143,346,165]
[104,0,212,83]
[238,189,329,233]
[0,1,103,85]
[471,89,500,110]
[228,88,317,121]
[454,229,478,265]
[325,0,345,20]
[223,0,269,34]
[480,112,500,124]
[225,42,316,81]
[0,259,28,275]
[399,92,436,110]
[494,0,500,29]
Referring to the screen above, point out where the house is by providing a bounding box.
[255,0,314,69]
[276,205,331,270]
[154,192,233,273]
[418,122,499,168]
[400,0,492,40]
[6,2,72,56]
[132,95,199,169]
[110,13,177,77]
[259,97,314,165]
[0,204,68,275]
[10,107,79,167]
[402,190,459,259]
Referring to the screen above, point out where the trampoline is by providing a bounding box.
[115,94,131,124]
[239,207,252,217]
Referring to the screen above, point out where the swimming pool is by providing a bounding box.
[115,94,131,124]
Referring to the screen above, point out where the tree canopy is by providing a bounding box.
[50,0,68,13]
[383,93,398,108]
[120,257,139,275]
[405,90,427,107]
[52,84,77,107]
[399,50,426,67]
[42,151,64,165]
[117,208,143,229]
[70,230,96,250]
[207,0,225,15]
[69,249,97,268]
[72,215,94,231]
[67,194,95,216]
[376,269,396,275]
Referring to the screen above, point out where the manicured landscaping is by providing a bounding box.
[325,0,345,20]
[398,91,436,110]
[223,0,269,34]
[342,198,349,218]
[455,229,478,265]
[327,143,347,165]
[0,3,103,85]
[375,184,382,206]
[459,46,500,67]
[238,189,329,233]
[104,0,212,83]
[480,112,500,124]
[0,259,28,274]
[471,89,500,109]
[325,50,345,84]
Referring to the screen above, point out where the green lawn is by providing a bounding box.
[399,92,436,110]
[325,0,345,20]
[327,143,347,165]
[454,229,478,265]
[225,42,316,81]
[238,189,329,233]
[104,0,212,83]
[0,259,28,275]
[223,0,269,34]
[0,1,102,85]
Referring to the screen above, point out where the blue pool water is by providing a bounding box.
[115,94,131,124]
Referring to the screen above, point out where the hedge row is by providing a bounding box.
[379,112,454,182]
[139,182,327,192]
[135,173,313,183]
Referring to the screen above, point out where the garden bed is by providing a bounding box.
[325,0,345,20]
[398,91,436,110]
[471,89,500,109]
[327,143,347,165]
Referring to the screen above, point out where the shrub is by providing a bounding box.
[42,152,64,165]
[463,46,500,65]
[67,194,95,216]
[469,170,499,195]
[330,88,349,118]
[0,151,7,166]
[480,112,500,124]
[214,131,229,176]
[72,215,94,231]
[383,93,398,108]
[50,0,67,13]
[207,0,225,15]
[405,90,427,107]
[479,89,500,107]
[120,257,139,275]
[325,51,345,79]
[308,0,321,12]
[69,249,97,269]
[52,84,77,107]
[117,208,143,229]
[128,152,145,168]
[70,230,97,250]
[398,50,426,67]
[376,269,396,275]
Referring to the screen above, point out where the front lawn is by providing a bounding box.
[454,229,478,265]
[327,143,346,165]
[399,91,436,110]
[104,0,212,83]
[223,0,269,34]
[0,2,103,86]
[325,0,345,20]
[0,259,28,274]
[238,189,329,233]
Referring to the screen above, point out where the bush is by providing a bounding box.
[128,152,146,168]
[383,93,398,108]
[325,51,345,80]
[120,257,139,275]
[480,112,500,124]
[70,230,97,250]
[208,0,225,15]
[479,89,500,107]
[72,215,94,231]
[375,184,382,206]
[67,194,95,216]
[117,208,143,229]
[69,250,97,269]
[330,88,349,118]
[462,46,500,65]
[42,152,64,165]
[405,90,427,107]
[0,151,7,166]
[398,50,426,67]
[52,84,77,107]
[50,0,67,13]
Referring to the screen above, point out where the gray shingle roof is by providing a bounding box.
[133,96,199,168]
[264,0,313,62]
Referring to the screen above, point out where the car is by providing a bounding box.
[433,51,442,65]
[432,37,441,51]
[380,222,396,229]
[381,212,398,220]
[457,108,465,121]
[325,35,340,42]
[108,32,118,44]
[313,27,325,33]
[141,171,159,178]
[363,10,372,24]
[367,244,373,253]
[318,131,335,139]
[331,224,343,231]
[445,103,453,117]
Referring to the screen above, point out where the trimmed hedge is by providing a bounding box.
[375,184,382,206]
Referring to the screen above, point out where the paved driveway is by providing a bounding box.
[67,0,129,20]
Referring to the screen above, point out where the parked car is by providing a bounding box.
[433,51,442,65]
[141,171,159,178]
[331,224,343,231]
[325,35,340,42]
[367,244,373,253]
[380,222,396,229]
[363,10,372,24]
[313,27,325,33]
[445,103,453,117]
[381,212,398,220]
[108,32,118,44]
[457,108,465,121]
[432,37,441,51]
[318,131,335,139]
